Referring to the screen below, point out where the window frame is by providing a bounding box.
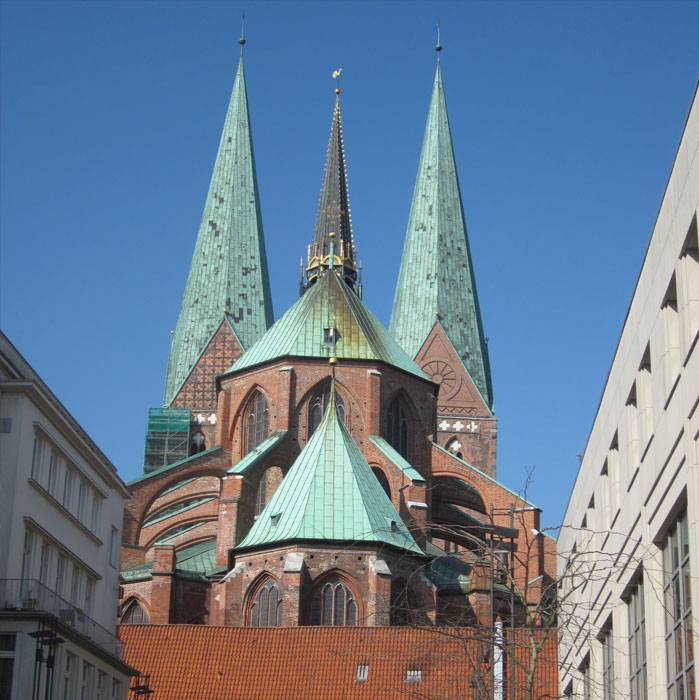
[663,509,694,699]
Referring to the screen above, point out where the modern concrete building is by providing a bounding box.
[0,332,135,700]
[558,85,698,699]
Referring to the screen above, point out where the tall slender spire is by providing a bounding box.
[164,52,273,406]
[389,63,493,409]
[304,78,357,291]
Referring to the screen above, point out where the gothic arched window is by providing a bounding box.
[386,397,409,459]
[310,578,357,626]
[309,386,345,437]
[249,579,282,627]
[245,391,269,454]
[121,600,148,625]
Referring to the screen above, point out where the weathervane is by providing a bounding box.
[239,11,246,53]
[333,68,342,95]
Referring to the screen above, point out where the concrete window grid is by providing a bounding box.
[662,509,694,699]
[627,576,647,700]
[30,427,105,538]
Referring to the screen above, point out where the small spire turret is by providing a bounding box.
[303,70,358,294]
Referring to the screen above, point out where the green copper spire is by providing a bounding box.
[304,88,357,291]
[164,54,273,406]
[237,384,422,554]
[389,64,493,409]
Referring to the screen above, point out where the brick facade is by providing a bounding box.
[121,341,554,631]
[414,322,497,477]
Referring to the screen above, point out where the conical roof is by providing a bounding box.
[305,95,357,289]
[164,56,273,406]
[228,269,427,380]
[390,64,493,409]
[236,386,423,554]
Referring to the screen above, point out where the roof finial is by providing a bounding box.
[435,20,443,57]
[332,68,342,96]
[239,11,246,54]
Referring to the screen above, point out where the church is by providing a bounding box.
[117,38,555,641]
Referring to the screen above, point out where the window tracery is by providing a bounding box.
[309,386,345,437]
[310,578,357,626]
[249,579,282,627]
[121,600,148,625]
[386,397,409,459]
[245,391,269,454]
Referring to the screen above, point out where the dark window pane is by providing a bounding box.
[334,585,345,625]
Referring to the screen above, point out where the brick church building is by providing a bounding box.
[118,42,556,645]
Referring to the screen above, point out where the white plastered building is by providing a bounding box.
[0,332,135,700]
[558,85,698,700]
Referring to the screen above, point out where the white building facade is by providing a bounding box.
[558,86,698,700]
[0,333,135,700]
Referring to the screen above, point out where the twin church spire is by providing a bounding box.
[165,43,491,412]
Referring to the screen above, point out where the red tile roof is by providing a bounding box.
[121,625,557,700]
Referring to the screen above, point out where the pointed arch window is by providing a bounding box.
[250,579,282,627]
[310,578,357,626]
[245,392,269,454]
[121,600,148,625]
[309,386,345,437]
[387,397,409,459]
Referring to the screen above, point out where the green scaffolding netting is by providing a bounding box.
[143,407,191,474]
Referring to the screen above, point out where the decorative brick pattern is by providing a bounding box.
[171,321,244,412]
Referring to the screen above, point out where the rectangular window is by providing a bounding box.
[664,509,694,699]
[62,651,77,700]
[405,670,422,683]
[96,671,108,699]
[111,678,123,700]
[84,578,95,617]
[90,494,101,535]
[356,664,368,682]
[62,466,74,512]
[21,529,34,588]
[80,661,94,700]
[70,565,82,606]
[48,451,61,496]
[38,539,51,586]
[55,554,66,599]
[0,634,16,700]
[31,436,45,481]
[628,577,647,700]
[77,480,88,524]
[581,659,591,700]
[601,626,615,700]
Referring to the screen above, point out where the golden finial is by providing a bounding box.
[332,68,342,95]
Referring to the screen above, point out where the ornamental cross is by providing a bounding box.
[207,414,217,425]
[196,413,206,424]
[449,440,462,453]
[438,420,450,431]
[453,420,464,431]
[466,421,479,433]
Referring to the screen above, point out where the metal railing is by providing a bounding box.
[0,579,124,657]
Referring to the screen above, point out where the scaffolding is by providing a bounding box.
[143,407,191,474]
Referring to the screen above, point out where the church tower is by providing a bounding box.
[144,44,273,473]
[390,58,496,477]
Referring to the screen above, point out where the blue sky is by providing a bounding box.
[1,1,698,531]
